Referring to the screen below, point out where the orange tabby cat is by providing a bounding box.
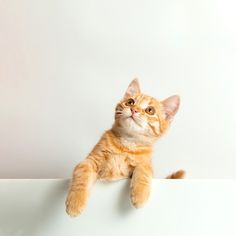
[66,79,185,217]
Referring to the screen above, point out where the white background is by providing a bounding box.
[0,0,236,178]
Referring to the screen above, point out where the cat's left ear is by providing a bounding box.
[161,95,180,121]
[123,78,141,99]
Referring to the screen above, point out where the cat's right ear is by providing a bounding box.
[161,95,180,122]
[123,79,141,99]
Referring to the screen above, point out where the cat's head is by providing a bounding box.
[113,79,180,143]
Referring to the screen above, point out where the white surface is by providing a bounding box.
[0,179,236,236]
[1,0,236,178]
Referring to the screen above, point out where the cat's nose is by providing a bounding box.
[131,108,139,115]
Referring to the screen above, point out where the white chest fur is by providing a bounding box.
[98,154,131,181]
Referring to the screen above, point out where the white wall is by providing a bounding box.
[0,179,236,236]
[0,0,236,178]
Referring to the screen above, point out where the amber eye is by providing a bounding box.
[125,98,135,106]
[145,106,155,115]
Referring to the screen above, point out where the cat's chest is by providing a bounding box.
[98,153,134,181]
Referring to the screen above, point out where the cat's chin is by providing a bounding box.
[122,115,142,126]
[113,119,146,137]
[112,124,156,146]
[126,116,137,123]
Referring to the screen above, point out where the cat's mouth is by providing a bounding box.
[126,115,143,127]
[127,114,136,121]
[129,115,135,120]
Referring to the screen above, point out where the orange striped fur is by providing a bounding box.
[66,79,184,216]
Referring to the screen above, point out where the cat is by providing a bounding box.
[66,79,185,217]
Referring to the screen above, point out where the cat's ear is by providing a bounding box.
[161,95,180,121]
[123,79,141,99]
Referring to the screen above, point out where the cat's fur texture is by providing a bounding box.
[66,79,185,217]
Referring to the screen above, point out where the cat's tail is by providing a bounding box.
[165,170,186,179]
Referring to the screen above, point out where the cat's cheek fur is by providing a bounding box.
[148,121,161,138]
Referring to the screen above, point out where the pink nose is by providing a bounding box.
[131,108,139,114]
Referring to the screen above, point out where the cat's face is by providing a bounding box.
[113,79,180,140]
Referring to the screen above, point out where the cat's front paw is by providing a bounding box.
[130,184,150,208]
[66,189,88,217]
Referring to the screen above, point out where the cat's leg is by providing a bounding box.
[66,158,98,217]
[130,162,153,208]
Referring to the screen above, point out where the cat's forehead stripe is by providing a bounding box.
[135,94,149,104]
[135,95,156,108]
[135,94,144,103]
[140,98,151,109]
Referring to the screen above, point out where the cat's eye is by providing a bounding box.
[125,98,135,106]
[145,106,155,115]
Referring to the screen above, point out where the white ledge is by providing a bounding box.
[0,179,236,236]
